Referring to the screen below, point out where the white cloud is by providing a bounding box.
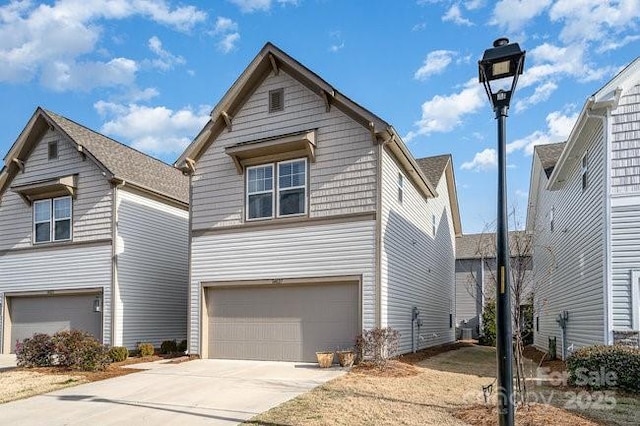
[442,4,473,26]
[405,78,485,141]
[461,148,497,171]
[329,42,344,53]
[412,22,427,31]
[515,189,528,198]
[94,101,211,155]
[0,0,206,90]
[414,50,456,80]
[507,109,578,155]
[213,17,238,34]
[217,33,240,54]
[515,80,557,112]
[597,34,640,53]
[465,0,484,10]
[146,36,185,71]
[490,0,552,33]
[228,0,298,13]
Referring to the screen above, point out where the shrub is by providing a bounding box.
[137,342,155,357]
[15,333,54,367]
[52,330,110,371]
[108,346,129,362]
[567,345,640,393]
[160,340,178,354]
[355,327,400,368]
[479,299,496,347]
[177,339,187,353]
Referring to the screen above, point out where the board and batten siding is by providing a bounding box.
[114,189,189,349]
[380,148,455,354]
[611,83,640,195]
[191,70,377,230]
[532,118,606,354]
[0,129,113,251]
[189,220,376,354]
[0,243,112,352]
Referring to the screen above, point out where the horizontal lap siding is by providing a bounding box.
[191,70,376,230]
[115,189,189,349]
[0,130,112,251]
[455,259,482,330]
[189,220,376,354]
[611,84,640,194]
[0,244,112,351]
[532,119,606,354]
[380,149,455,354]
[611,203,640,329]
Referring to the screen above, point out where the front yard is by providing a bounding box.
[245,344,640,426]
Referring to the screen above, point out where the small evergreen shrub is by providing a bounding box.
[567,345,640,393]
[137,342,155,357]
[15,333,54,367]
[108,346,130,362]
[160,340,178,354]
[355,327,400,367]
[479,299,496,346]
[177,339,188,353]
[52,330,110,371]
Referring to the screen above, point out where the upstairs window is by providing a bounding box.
[397,173,404,203]
[48,141,58,160]
[581,152,588,191]
[246,158,307,220]
[33,196,72,243]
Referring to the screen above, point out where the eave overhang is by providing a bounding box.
[11,174,77,204]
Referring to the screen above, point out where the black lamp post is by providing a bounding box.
[478,37,525,426]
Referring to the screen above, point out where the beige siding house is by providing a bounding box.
[0,108,189,352]
[527,57,640,358]
[176,43,462,361]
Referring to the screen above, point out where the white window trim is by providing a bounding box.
[632,270,640,330]
[33,196,72,244]
[245,158,307,221]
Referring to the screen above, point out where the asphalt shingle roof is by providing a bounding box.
[535,142,566,178]
[46,110,189,204]
[456,231,531,259]
[415,154,450,187]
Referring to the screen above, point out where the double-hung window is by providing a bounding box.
[33,196,72,243]
[246,158,307,220]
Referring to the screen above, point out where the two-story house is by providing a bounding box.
[527,57,640,358]
[0,108,189,353]
[175,43,462,362]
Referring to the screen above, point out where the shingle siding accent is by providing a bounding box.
[611,83,640,194]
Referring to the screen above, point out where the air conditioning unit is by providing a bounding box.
[462,328,473,341]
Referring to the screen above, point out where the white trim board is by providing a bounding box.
[632,270,640,331]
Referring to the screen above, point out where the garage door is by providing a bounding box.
[9,293,103,352]
[206,282,359,362]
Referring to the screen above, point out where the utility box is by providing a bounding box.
[461,328,473,341]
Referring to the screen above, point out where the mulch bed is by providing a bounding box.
[350,360,420,377]
[455,403,603,426]
[398,341,476,364]
[522,345,566,372]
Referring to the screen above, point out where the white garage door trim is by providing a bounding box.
[200,275,362,360]
[2,288,103,354]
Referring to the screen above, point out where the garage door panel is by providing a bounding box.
[207,282,359,362]
[9,294,103,352]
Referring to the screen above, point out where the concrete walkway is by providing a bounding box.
[0,359,346,425]
[0,354,16,370]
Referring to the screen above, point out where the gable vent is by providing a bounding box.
[269,88,284,113]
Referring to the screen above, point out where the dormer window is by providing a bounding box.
[48,141,58,160]
[269,88,284,113]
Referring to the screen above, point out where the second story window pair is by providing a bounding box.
[33,196,72,243]
[246,158,307,220]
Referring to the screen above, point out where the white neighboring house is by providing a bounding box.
[0,108,189,353]
[175,43,462,362]
[527,58,640,358]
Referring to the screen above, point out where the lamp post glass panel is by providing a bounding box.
[478,38,525,426]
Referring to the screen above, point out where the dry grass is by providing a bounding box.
[246,344,640,426]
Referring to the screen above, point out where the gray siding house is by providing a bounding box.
[527,57,640,358]
[0,108,189,353]
[175,43,462,361]
[455,232,532,339]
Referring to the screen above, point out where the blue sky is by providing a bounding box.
[1,0,639,233]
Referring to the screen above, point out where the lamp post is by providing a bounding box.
[478,37,525,426]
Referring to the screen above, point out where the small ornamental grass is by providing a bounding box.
[137,342,155,357]
[108,346,130,362]
[567,345,640,393]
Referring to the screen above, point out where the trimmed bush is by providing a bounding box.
[567,345,640,393]
[160,340,178,354]
[15,333,54,367]
[177,339,187,353]
[137,342,155,357]
[355,327,400,367]
[108,346,129,362]
[52,330,110,371]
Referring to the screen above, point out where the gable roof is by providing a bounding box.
[535,142,565,177]
[175,42,437,199]
[456,231,531,260]
[416,154,462,236]
[1,108,188,205]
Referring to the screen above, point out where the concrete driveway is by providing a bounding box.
[0,359,346,425]
[0,354,16,370]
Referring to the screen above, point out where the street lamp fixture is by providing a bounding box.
[478,37,526,426]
